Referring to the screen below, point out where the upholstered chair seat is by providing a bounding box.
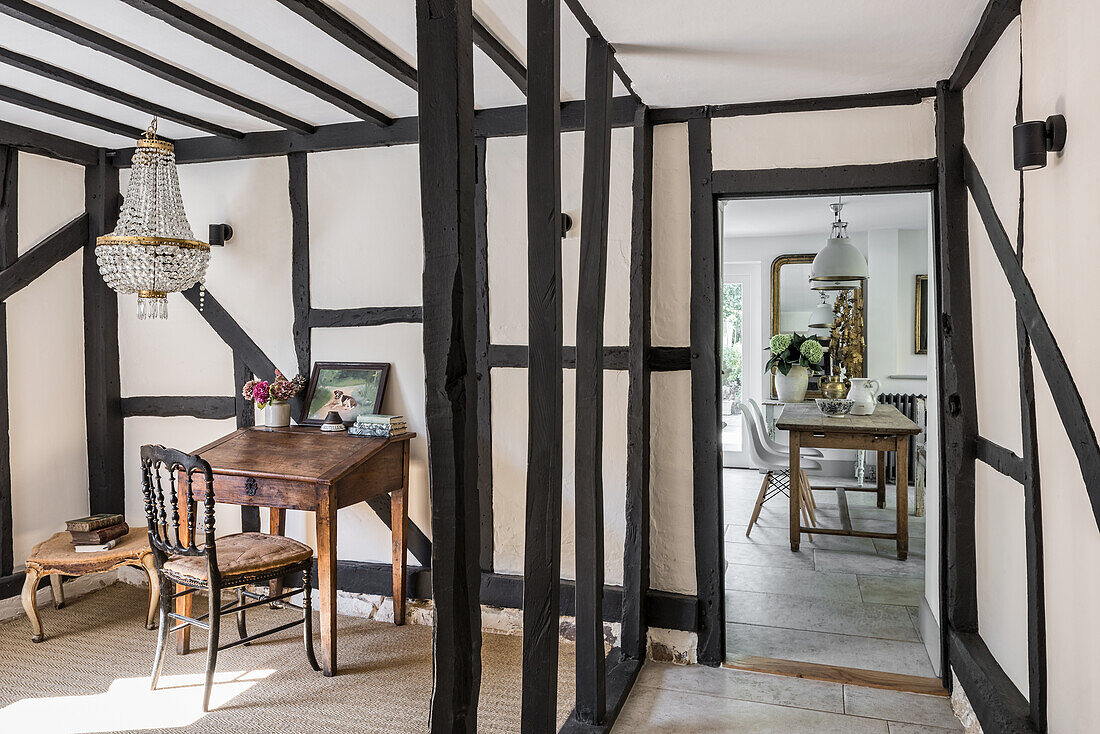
[162,532,313,587]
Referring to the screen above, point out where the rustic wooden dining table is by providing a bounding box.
[174,426,414,676]
[777,403,921,560]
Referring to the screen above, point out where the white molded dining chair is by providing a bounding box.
[745,398,824,458]
[739,401,820,538]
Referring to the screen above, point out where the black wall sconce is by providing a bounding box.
[561,212,574,238]
[208,223,233,247]
[1013,114,1066,171]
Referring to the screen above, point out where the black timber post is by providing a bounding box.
[574,36,614,725]
[84,149,124,515]
[289,151,311,381]
[474,136,494,572]
[415,1,481,731]
[0,145,16,577]
[622,104,652,662]
[522,0,563,730]
[687,117,724,667]
[934,82,978,643]
[234,353,259,532]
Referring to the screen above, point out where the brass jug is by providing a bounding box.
[820,375,847,400]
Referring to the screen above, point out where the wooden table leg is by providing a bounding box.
[391,442,410,625]
[22,567,43,642]
[175,500,195,655]
[789,431,802,552]
[140,554,159,630]
[49,574,64,609]
[269,508,286,604]
[896,436,910,561]
[876,450,887,508]
[316,492,337,676]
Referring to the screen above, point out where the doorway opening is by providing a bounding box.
[718,191,942,687]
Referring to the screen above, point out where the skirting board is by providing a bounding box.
[919,593,943,678]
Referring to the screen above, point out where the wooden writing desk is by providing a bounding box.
[176,426,414,676]
[777,404,920,560]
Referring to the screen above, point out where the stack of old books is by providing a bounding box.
[66,513,129,552]
[348,414,407,438]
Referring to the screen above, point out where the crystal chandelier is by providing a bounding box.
[95,118,210,320]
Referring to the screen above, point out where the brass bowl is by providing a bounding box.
[820,376,847,400]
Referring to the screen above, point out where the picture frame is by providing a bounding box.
[299,362,391,426]
[914,274,928,354]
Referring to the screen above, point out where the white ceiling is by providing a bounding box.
[723,192,932,239]
[0,0,987,147]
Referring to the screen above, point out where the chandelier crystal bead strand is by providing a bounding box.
[95,118,211,320]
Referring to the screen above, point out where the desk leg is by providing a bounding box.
[790,431,801,552]
[269,508,286,604]
[392,442,410,625]
[876,451,887,509]
[896,437,909,561]
[175,500,195,655]
[316,493,337,676]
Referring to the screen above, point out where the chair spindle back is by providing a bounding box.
[140,445,216,566]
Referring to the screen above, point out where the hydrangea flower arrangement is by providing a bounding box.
[765,332,825,376]
[242,370,306,410]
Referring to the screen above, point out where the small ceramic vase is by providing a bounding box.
[265,400,291,428]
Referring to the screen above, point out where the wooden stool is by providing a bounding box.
[22,528,158,642]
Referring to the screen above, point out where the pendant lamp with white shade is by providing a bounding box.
[810,200,868,282]
[808,292,834,329]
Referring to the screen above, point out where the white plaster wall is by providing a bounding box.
[650,123,691,348]
[974,461,1030,696]
[710,100,937,171]
[648,370,696,595]
[491,367,628,585]
[308,145,424,309]
[7,153,86,564]
[1019,0,1100,729]
[486,128,633,347]
[8,251,89,562]
[16,152,84,255]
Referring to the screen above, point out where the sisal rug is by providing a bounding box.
[0,582,575,733]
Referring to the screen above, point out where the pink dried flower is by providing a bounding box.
[242,379,257,400]
[251,380,270,408]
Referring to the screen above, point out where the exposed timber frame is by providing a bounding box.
[83,151,124,516]
[0,46,243,139]
[119,0,392,126]
[571,36,614,727]
[473,18,527,94]
[522,0,564,729]
[415,0,481,730]
[0,0,315,134]
[474,137,494,572]
[562,0,639,102]
[650,88,936,125]
[0,146,16,583]
[0,84,148,140]
[949,0,1023,91]
[120,396,237,420]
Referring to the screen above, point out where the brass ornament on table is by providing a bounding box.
[94,117,211,320]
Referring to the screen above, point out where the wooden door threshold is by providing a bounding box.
[724,655,948,697]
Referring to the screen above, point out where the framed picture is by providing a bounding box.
[299,362,390,426]
[914,274,928,355]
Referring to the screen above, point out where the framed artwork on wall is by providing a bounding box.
[299,362,391,426]
[914,274,928,354]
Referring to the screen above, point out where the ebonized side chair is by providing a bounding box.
[140,444,321,712]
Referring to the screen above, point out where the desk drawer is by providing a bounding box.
[797,432,900,451]
[179,472,319,511]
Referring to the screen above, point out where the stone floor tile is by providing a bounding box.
[815,549,925,578]
[635,662,843,713]
[857,575,926,606]
[725,566,862,602]
[844,686,962,730]
[725,590,921,642]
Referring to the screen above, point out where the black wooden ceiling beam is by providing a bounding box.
[119,0,391,126]
[472,18,526,94]
[0,119,99,165]
[0,0,315,134]
[0,83,148,141]
[650,88,936,125]
[562,0,640,102]
[0,46,243,139]
[949,0,1022,91]
[273,0,418,91]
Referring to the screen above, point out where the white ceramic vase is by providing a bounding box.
[775,365,809,403]
[265,400,291,427]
